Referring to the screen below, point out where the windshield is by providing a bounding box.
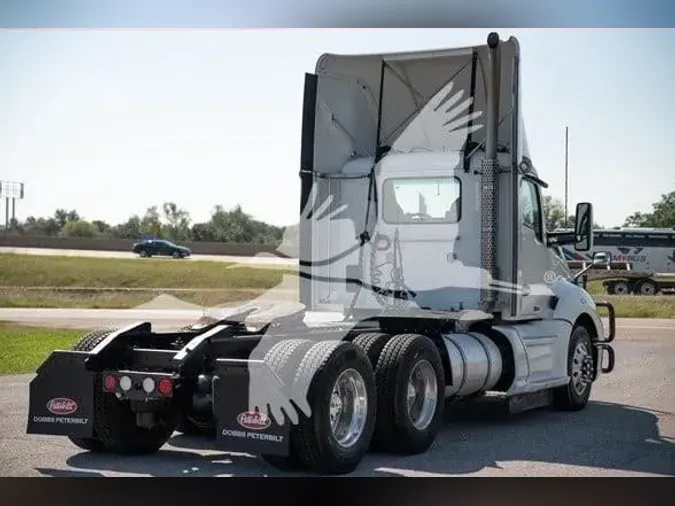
[382,176,461,224]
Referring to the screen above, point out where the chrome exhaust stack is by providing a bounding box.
[480,32,502,312]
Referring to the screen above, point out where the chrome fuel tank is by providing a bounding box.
[442,332,504,397]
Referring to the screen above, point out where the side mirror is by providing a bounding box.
[592,251,611,266]
[574,202,593,252]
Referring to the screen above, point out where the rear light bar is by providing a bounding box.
[101,371,174,399]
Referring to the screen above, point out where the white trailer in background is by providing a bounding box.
[560,228,675,295]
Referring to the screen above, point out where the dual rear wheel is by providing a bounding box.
[262,333,446,474]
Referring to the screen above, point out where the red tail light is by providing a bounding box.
[158,378,173,397]
[103,374,118,391]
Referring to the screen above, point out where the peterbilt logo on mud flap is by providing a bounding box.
[46,398,78,416]
[237,411,271,430]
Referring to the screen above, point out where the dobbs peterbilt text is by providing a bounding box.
[222,428,284,443]
[33,415,89,425]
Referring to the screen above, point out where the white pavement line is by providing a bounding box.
[616,326,675,330]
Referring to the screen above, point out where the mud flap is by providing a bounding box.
[26,351,95,437]
[212,359,291,456]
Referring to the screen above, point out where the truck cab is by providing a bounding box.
[303,145,573,323]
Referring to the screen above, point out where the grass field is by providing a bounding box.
[0,287,268,309]
[594,295,675,319]
[0,253,672,317]
[0,253,292,289]
[0,322,82,375]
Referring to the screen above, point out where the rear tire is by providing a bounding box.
[636,279,658,296]
[92,389,175,454]
[351,332,391,368]
[176,414,215,437]
[259,339,315,472]
[67,328,119,452]
[67,328,175,454]
[372,333,445,455]
[289,341,376,475]
[68,436,108,452]
[610,280,630,295]
[553,325,594,411]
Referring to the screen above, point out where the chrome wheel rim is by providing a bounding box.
[571,342,593,395]
[406,360,438,430]
[329,368,368,449]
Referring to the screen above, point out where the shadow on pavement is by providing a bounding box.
[365,399,675,477]
[37,448,275,477]
[35,468,106,477]
[36,399,675,477]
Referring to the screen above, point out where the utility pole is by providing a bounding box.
[564,126,569,226]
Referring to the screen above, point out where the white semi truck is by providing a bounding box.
[26,32,616,475]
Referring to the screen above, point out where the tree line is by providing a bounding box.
[2,191,672,244]
[4,203,287,245]
[543,191,674,231]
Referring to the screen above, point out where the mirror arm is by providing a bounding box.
[572,263,595,284]
[572,252,610,285]
[547,232,576,247]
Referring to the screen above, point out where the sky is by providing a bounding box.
[0,28,673,229]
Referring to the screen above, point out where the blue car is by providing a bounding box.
[131,239,191,259]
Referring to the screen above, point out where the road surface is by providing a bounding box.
[0,246,298,267]
[0,314,673,476]
[0,307,208,331]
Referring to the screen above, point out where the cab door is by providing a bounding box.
[518,178,556,320]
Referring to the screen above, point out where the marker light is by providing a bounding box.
[119,376,132,391]
[142,377,156,394]
[103,374,117,391]
[158,378,173,397]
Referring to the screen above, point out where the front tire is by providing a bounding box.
[372,333,445,455]
[553,325,594,411]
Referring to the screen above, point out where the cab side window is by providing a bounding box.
[521,179,543,242]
